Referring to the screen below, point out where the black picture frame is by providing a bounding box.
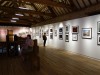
[97,34,100,45]
[59,28,63,33]
[59,34,63,40]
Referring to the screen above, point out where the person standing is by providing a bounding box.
[20,34,34,61]
[43,33,47,47]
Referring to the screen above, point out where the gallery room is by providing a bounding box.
[0,0,100,75]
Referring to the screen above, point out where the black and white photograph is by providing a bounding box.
[46,29,49,36]
[97,34,100,45]
[59,28,63,33]
[97,21,100,33]
[65,25,69,33]
[54,30,57,36]
[65,34,69,42]
[50,29,53,32]
[50,33,53,39]
[59,34,63,40]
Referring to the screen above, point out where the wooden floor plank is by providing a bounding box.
[0,46,100,75]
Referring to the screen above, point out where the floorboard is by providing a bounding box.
[0,46,100,75]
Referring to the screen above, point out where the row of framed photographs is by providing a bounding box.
[65,34,78,42]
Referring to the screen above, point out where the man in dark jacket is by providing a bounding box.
[43,33,47,47]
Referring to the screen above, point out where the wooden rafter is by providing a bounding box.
[82,0,87,8]
[76,0,82,9]
[96,0,99,3]
[18,0,70,8]
[30,3,46,21]
[0,6,54,17]
[0,19,29,25]
[68,0,77,11]
[88,0,92,5]
[48,6,57,17]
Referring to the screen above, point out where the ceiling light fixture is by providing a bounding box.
[15,14,24,16]
[11,20,17,22]
[19,7,29,10]
[12,18,19,20]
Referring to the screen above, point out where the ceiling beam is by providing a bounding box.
[0,19,30,27]
[33,2,100,26]
[0,6,54,17]
[19,0,70,8]
[1,15,42,22]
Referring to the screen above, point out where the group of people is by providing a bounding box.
[20,33,47,60]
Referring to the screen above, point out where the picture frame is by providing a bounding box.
[50,29,53,32]
[54,30,57,36]
[97,21,100,33]
[72,34,78,41]
[59,34,63,40]
[50,33,53,39]
[59,28,63,33]
[97,34,100,45]
[72,26,79,33]
[65,25,69,34]
[65,34,69,42]
[46,29,49,36]
[82,28,92,39]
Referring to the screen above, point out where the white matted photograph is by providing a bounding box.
[59,34,63,40]
[97,21,100,33]
[50,33,53,39]
[65,34,69,42]
[82,28,92,39]
[54,30,57,36]
[46,29,49,36]
[72,34,78,41]
[65,25,69,34]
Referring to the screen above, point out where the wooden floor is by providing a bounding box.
[0,46,100,75]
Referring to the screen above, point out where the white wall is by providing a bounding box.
[32,14,100,59]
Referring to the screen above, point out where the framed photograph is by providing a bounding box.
[97,21,100,33]
[46,29,49,36]
[97,34,100,45]
[65,25,69,33]
[50,33,53,39]
[54,30,57,36]
[82,28,92,39]
[59,34,63,40]
[72,34,78,41]
[59,28,63,33]
[72,26,79,33]
[50,29,53,32]
[65,34,69,42]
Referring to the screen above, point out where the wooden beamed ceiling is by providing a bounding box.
[0,0,99,27]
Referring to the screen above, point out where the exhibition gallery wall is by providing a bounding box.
[32,14,100,60]
[0,27,30,42]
